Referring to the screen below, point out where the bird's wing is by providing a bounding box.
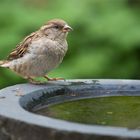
[7,32,38,61]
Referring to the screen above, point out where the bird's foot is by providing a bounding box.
[44,75,65,81]
[28,77,46,85]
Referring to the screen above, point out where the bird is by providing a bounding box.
[0,19,72,84]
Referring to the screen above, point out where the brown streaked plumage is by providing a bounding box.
[7,32,37,60]
[0,19,72,84]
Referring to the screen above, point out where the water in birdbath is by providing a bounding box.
[35,96,140,129]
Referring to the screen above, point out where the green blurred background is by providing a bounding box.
[0,0,140,89]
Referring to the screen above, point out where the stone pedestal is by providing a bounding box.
[0,79,140,140]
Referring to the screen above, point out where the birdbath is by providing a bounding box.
[0,79,140,140]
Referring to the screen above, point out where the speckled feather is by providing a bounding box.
[7,32,38,60]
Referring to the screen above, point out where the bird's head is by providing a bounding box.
[40,19,72,41]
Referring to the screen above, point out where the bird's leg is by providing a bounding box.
[27,77,46,85]
[44,75,65,81]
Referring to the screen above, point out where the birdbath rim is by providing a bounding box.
[0,79,140,140]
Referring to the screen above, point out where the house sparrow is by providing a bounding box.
[0,19,72,84]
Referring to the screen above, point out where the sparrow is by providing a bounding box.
[0,19,72,84]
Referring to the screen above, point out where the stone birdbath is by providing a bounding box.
[0,79,140,140]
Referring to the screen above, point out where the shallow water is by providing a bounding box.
[36,96,140,129]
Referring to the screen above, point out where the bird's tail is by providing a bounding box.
[0,61,5,65]
[0,60,9,68]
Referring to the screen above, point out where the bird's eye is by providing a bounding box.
[54,25,59,29]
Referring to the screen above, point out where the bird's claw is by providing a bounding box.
[44,76,65,81]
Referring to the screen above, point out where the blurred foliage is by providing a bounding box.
[0,0,140,89]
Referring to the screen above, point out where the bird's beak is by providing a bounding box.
[62,25,73,33]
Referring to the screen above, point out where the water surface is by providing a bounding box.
[36,96,140,129]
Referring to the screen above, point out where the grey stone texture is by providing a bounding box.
[0,79,140,140]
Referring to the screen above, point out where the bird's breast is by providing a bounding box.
[30,37,68,56]
[28,38,68,72]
